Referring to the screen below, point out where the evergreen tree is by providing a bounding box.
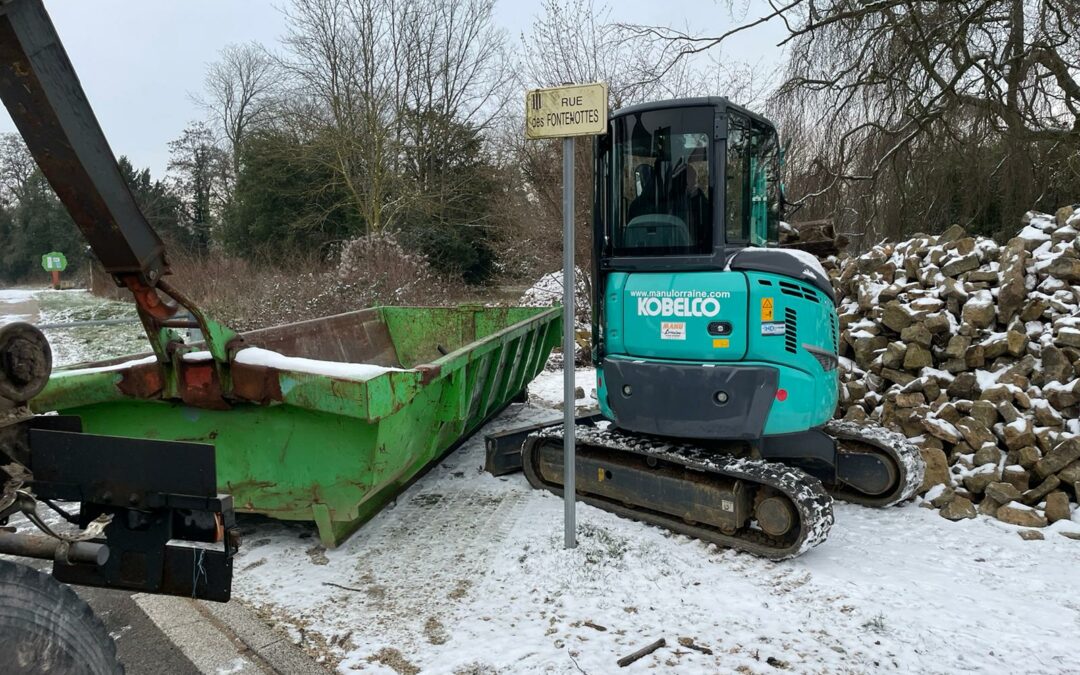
[397,111,497,284]
[167,122,230,252]
[117,156,186,248]
[222,129,361,256]
[0,169,81,281]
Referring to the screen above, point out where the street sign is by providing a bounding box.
[41,251,67,272]
[525,82,609,550]
[525,82,609,140]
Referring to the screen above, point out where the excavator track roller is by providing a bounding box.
[753,492,798,538]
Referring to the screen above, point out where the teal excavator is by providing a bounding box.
[494,99,925,558]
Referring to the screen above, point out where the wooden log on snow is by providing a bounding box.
[617,638,666,667]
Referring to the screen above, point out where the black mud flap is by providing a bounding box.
[27,428,238,602]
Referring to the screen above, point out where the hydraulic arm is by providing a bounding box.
[0,0,238,365]
[0,0,168,285]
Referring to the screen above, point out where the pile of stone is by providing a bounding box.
[829,205,1080,539]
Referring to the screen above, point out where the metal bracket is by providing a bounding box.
[27,427,238,601]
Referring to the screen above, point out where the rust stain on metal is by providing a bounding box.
[232,362,282,404]
[416,364,441,385]
[122,276,179,321]
[117,362,164,399]
[179,363,230,410]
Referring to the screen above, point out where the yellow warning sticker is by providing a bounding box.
[597,467,605,482]
[713,338,730,349]
[761,297,774,322]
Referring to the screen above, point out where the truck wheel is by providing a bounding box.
[0,560,122,674]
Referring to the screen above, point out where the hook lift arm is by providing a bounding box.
[0,0,240,371]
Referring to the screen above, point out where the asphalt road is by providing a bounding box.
[15,555,199,674]
[76,586,201,675]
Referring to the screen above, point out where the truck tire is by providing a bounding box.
[0,560,122,674]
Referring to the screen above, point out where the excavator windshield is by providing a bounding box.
[609,106,714,256]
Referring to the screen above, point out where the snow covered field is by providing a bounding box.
[0,288,148,365]
[234,367,1080,675]
[5,288,1078,674]
[0,288,39,326]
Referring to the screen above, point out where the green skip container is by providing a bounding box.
[32,305,561,546]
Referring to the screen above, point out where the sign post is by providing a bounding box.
[41,251,68,289]
[560,134,575,550]
[525,82,608,549]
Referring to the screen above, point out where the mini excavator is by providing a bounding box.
[497,99,926,558]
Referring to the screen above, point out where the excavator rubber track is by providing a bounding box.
[522,424,834,560]
[824,420,925,508]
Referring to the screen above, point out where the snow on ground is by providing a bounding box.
[36,290,147,366]
[233,367,1080,675]
[5,288,1078,673]
[0,288,148,366]
[0,287,41,327]
[0,288,42,304]
[527,365,598,410]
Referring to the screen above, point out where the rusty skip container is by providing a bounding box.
[32,306,561,546]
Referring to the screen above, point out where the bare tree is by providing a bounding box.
[278,0,510,235]
[279,0,398,233]
[521,0,702,108]
[0,133,36,205]
[394,0,511,225]
[632,0,1080,241]
[501,0,728,286]
[195,42,281,175]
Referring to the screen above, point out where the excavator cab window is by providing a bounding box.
[725,113,751,245]
[609,107,714,256]
[726,110,781,248]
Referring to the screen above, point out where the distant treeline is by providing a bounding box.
[2,0,1077,285]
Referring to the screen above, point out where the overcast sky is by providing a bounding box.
[0,0,783,178]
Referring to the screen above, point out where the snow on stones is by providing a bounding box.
[520,267,591,333]
[828,204,1080,538]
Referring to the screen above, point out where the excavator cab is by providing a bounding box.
[595,99,781,264]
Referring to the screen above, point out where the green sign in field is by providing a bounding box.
[41,251,67,272]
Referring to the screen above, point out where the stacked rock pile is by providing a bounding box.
[829,205,1080,538]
